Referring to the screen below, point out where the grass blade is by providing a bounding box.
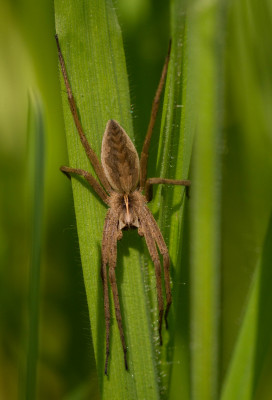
[54,1,159,398]
[151,0,195,398]
[188,1,224,398]
[25,91,45,400]
[220,213,272,400]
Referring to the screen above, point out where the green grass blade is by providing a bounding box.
[25,91,45,400]
[220,213,272,400]
[150,0,194,398]
[54,1,159,398]
[188,1,224,399]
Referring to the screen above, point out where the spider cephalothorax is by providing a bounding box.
[109,190,143,230]
[56,35,190,375]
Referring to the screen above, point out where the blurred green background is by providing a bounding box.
[0,0,170,398]
[1,0,272,399]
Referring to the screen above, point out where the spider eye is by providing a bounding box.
[101,120,140,193]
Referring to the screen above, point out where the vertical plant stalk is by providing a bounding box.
[189,1,224,399]
[25,91,45,400]
[54,0,159,398]
[151,0,195,397]
[221,213,272,400]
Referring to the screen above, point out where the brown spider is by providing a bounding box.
[56,35,190,375]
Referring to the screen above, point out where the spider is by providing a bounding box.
[55,35,190,375]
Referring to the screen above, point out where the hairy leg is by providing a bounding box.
[108,218,128,371]
[162,254,171,329]
[102,210,127,374]
[55,35,112,193]
[139,219,164,345]
[145,177,191,202]
[142,206,172,328]
[108,267,128,370]
[101,260,110,375]
[140,41,172,189]
[60,166,109,205]
[101,211,112,375]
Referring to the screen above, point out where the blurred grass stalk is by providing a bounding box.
[188,0,224,399]
[188,0,272,398]
[221,213,272,399]
[25,91,45,400]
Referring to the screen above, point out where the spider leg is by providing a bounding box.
[55,35,112,194]
[144,177,191,202]
[101,261,110,375]
[139,220,164,345]
[102,210,127,374]
[108,218,128,370]
[60,166,109,205]
[101,211,112,375]
[142,207,172,329]
[108,266,128,371]
[140,41,172,189]
[163,255,171,329]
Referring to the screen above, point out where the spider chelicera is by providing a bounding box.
[56,35,190,375]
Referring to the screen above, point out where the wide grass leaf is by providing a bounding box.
[188,1,225,399]
[54,1,159,398]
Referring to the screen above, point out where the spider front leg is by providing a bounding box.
[60,166,109,205]
[142,207,173,328]
[102,210,127,375]
[139,221,164,345]
[101,259,110,375]
[108,267,128,370]
[144,177,191,202]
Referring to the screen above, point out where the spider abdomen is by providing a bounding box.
[101,120,140,193]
